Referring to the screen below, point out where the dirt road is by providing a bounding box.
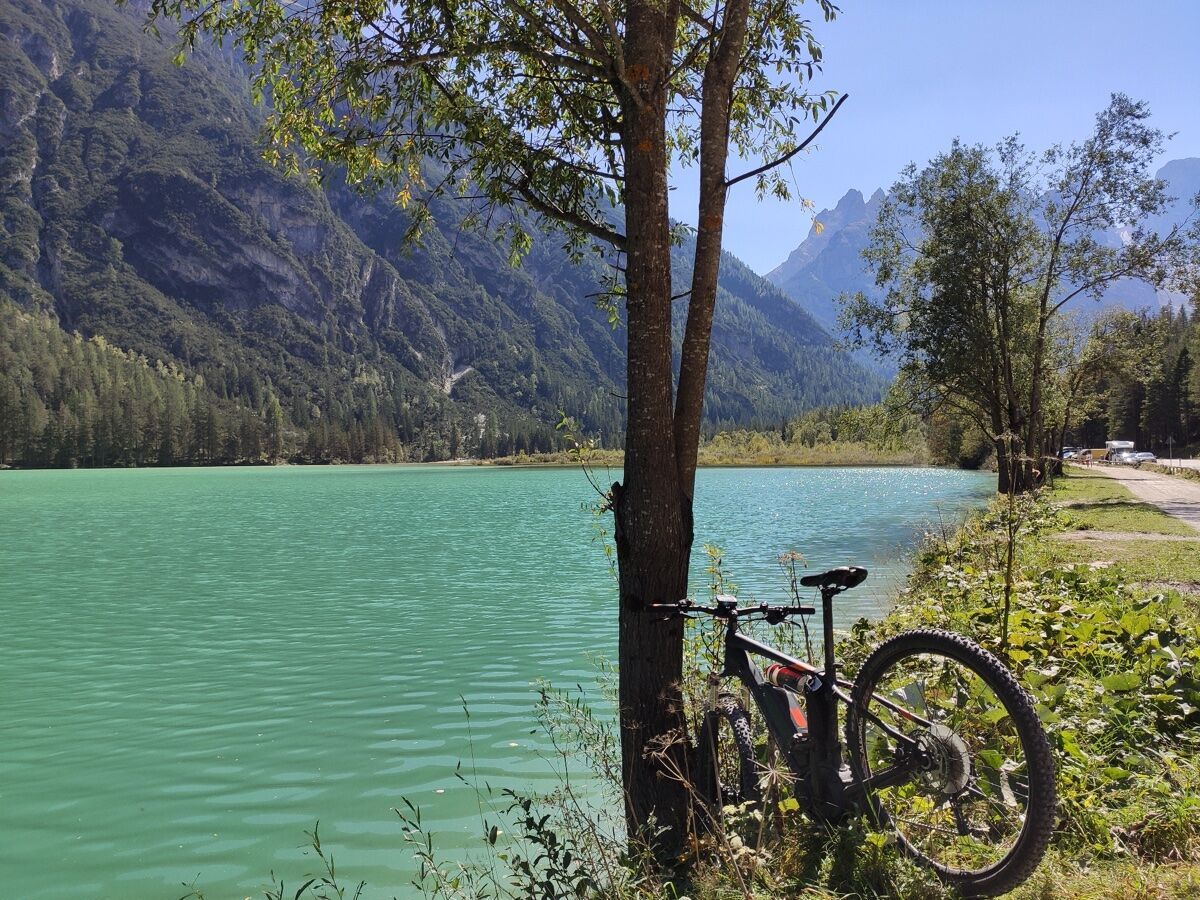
[1091,465,1200,533]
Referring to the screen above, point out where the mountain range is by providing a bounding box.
[0,0,882,464]
[768,157,1200,340]
[765,187,887,334]
[766,160,1200,335]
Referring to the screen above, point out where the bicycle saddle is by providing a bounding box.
[800,565,868,591]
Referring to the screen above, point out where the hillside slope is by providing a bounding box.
[0,0,881,465]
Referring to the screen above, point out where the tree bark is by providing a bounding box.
[614,0,692,859]
[1023,327,1047,493]
[674,0,751,500]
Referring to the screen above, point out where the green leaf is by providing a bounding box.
[1059,730,1089,763]
[1099,673,1140,692]
[976,749,1004,772]
[980,706,1009,725]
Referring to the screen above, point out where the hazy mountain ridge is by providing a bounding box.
[0,0,882,461]
[766,159,1200,333]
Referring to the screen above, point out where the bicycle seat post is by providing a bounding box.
[821,585,837,685]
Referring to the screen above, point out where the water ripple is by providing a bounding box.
[0,465,992,898]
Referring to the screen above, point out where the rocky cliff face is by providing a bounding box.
[0,0,881,444]
[1151,158,1200,238]
[766,188,885,332]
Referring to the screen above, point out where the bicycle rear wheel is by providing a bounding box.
[845,629,1056,897]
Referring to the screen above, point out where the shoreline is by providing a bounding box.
[0,458,966,473]
[0,450,969,473]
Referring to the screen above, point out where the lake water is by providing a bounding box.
[0,465,993,898]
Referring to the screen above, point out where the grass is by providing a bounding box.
[1061,500,1197,535]
[458,449,625,467]
[1147,463,1200,485]
[1017,472,1200,888]
[691,467,1200,898]
[1011,857,1200,899]
[1051,467,1137,504]
[696,440,928,467]
[832,468,1200,898]
[1056,498,1199,536]
[1052,466,1199,535]
[1044,468,1200,583]
[1045,538,1200,586]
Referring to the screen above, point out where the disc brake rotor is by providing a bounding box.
[916,723,971,795]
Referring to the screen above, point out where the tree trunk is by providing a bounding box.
[1010,460,1034,494]
[1023,311,1051,492]
[996,439,1011,495]
[1045,422,1064,480]
[996,436,1034,495]
[673,0,750,499]
[614,0,692,859]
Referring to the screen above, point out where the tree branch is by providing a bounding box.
[724,92,848,189]
[679,0,716,33]
[511,173,627,249]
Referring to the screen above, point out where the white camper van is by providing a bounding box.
[1104,440,1136,463]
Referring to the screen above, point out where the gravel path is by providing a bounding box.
[1089,466,1200,534]
[1051,530,1199,543]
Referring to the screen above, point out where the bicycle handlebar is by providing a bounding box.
[650,599,816,621]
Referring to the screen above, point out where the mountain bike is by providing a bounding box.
[653,565,1056,898]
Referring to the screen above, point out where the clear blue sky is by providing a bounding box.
[672,1,1200,275]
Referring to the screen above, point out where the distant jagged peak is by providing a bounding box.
[1154,156,1200,207]
[831,187,865,214]
[818,187,876,233]
[766,185,883,282]
[1146,156,1200,238]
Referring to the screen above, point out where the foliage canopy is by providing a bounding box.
[844,95,1199,492]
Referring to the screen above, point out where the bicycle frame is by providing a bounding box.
[715,594,930,820]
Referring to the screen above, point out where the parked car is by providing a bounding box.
[1134,451,1157,464]
[1113,450,1138,465]
[1061,446,1084,459]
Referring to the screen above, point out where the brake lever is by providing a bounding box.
[761,606,817,625]
[653,612,697,622]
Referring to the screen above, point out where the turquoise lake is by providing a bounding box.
[0,465,994,898]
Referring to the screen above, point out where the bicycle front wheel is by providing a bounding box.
[695,693,761,815]
[845,629,1056,897]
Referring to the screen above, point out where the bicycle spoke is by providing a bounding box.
[962,782,1025,830]
[853,645,1040,875]
[895,815,962,838]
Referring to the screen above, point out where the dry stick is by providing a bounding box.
[648,732,755,900]
[1000,433,1023,654]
